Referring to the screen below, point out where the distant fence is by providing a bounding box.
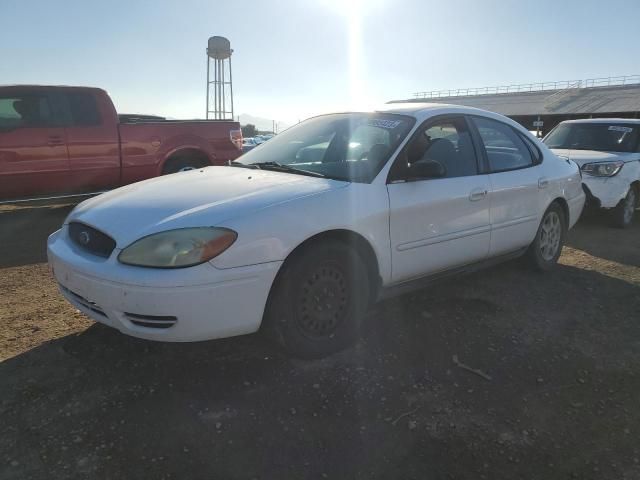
[583,75,640,88]
[413,74,640,100]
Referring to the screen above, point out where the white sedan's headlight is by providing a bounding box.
[581,161,624,177]
[118,227,237,268]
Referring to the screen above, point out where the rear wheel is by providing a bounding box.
[610,186,637,229]
[162,156,206,174]
[263,240,371,359]
[527,203,566,271]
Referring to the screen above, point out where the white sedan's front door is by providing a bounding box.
[388,176,492,283]
[387,115,491,283]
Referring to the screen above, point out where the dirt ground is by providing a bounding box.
[1,202,639,480]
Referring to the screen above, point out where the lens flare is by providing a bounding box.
[347,0,365,110]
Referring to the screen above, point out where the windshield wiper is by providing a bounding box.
[227,160,259,169]
[250,161,328,178]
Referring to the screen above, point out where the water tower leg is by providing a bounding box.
[222,59,226,118]
[206,56,210,119]
[228,57,234,120]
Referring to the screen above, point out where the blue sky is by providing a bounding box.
[1,0,638,126]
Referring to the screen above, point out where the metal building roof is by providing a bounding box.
[392,84,640,116]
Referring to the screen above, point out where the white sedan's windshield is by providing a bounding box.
[236,113,414,183]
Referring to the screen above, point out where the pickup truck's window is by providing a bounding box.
[408,119,478,178]
[0,94,53,128]
[543,122,640,153]
[472,117,533,172]
[236,113,414,183]
[68,92,101,126]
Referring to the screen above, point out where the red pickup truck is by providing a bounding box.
[0,85,243,200]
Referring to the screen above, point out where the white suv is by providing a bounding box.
[544,119,640,228]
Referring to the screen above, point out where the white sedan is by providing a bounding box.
[543,118,640,228]
[48,104,585,358]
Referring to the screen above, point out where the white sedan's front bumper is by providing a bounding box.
[47,228,281,342]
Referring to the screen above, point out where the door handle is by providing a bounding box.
[47,135,64,146]
[538,177,549,189]
[469,188,488,201]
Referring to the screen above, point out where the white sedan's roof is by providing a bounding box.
[378,102,486,116]
[377,102,525,130]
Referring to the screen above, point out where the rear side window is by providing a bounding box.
[67,92,101,126]
[0,94,53,128]
[472,117,534,172]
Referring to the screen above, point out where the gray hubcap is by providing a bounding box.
[539,211,562,261]
[623,189,636,224]
[298,264,348,337]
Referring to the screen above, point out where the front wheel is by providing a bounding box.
[610,186,637,229]
[527,203,566,271]
[262,240,371,359]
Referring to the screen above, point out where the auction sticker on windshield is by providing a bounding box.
[608,126,633,133]
[367,119,403,129]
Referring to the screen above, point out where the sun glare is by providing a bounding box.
[319,0,374,111]
[346,0,366,110]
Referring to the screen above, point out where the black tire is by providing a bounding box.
[610,186,637,229]
[262,240,371,359]
[162,156,206,175]
[526,202,566,271]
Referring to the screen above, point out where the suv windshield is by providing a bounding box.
[543,123,640,153]
[235,113,414,182]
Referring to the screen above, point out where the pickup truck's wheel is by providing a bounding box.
[162,156,206,175]
[527,202,566,271]
[610,186,637,229]
[263,240,370,359]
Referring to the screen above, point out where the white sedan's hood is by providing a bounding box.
[68,166,347,248]
[551,149,639,167]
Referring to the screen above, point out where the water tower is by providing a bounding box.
[206,36,234,120]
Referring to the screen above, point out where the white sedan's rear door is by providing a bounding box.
[469,116,543,256]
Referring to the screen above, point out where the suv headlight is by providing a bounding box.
[581,161,624,177]
[118,227,237,268]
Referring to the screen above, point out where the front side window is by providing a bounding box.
[543,123,640,153]
[236,113,414,183]
[406,118,478,178]
[472,117,533,172]
[0,94,53,129]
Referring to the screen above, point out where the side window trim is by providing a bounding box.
[468,114,536,174]
[459,115,483,175]
[465,115,491,174]
[386,114,480,183]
